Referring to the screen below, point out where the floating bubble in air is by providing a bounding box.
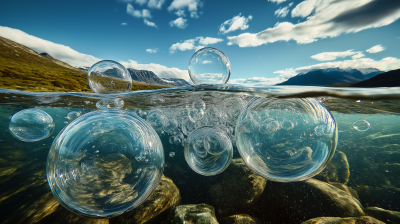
[9,109,55,142]
[169,152,175,158]
[88,60,132,94]
[236,98,337,182]
[188,47,231,85]
[66,111,81,122]
[353,120,370,132]
[46,110,164,217]
[146,109,165,131]
[96,98,124,110]
[185,126,233,176]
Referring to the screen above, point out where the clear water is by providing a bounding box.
[0,85,400,223]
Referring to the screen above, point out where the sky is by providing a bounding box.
[1,0,400,86]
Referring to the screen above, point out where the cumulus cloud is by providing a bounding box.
[147,0,165,9]
[219,14,252,34]
[366,45,385,53]
[127,4,152,18]
[144,19,157,28]
[120,60,189,80]
[228,0,400,47]
[311,50,364,61]
[352,52,365,59]
[268,0,288,4]
[0,26,101,67]
[168,0,203,18]
[175,9,186,17]
[169,17,188,29]
[169,36,223,53]
[146,48,158,53]
[275,2,294,18]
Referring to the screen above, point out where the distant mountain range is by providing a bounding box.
[277,68,383,86]
[350,68,400,87]
[78,67,190,87]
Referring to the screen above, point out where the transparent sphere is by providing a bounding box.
[184,126,233,176]
[88,60,132,94]
[66,111,81,122]
[169,152,175,158]
[236,98,338,182]
[46,110,164,217]
[353,120,370,132]
[146,109,165,131]
[9,109,55,142]
[96,98,124,110]
[188,47,231,85]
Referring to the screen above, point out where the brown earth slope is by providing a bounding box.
[0,36,166,92]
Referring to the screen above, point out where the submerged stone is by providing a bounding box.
[301,216,384,224]
[168,204,218,224]
[365,207,400,224]
[315,150,350,184]
[220,214,261,224]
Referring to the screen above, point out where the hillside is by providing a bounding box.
[0,36,165,92]
[128,68,190,87]
[277,68,382,86]
[350,68,400,87]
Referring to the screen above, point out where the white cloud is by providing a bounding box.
[146,48,158,53]
[127,4,152,18]
[366,45,385,53]
[0,26,100,67]
[175,9,186,17]
[352,52,365,59]
[202,60,212,64]
[147,0,165,9]
[311,50,363,61]
[168,0,203,18]
[268,0,288,4]
[228,0,400,47]
[121,22,128,25]
[134,0,147,5]
[169,17,188,29]
[142,9,152,18]
[169,36,223,53]
[144,19,157,28]
[120,60,189,80]
[275,3,294,18]
[219,14,252,34]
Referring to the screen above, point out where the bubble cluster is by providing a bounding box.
[236,98,337,182]
[185,126,233,176]
[353,120,370,132]
[96,98,124,110]
[188,47,231,85]
[46,110,164,217]
[9,109,55,142]
[88,60,132,94]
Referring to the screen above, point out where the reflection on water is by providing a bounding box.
[1,86,400,223]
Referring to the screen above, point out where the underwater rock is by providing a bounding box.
[315,150,350,184]
[220,214,261,224]
[355,185,400,211]
[252,178,364,223]
[301,216,384,224]
[110,175,181,224]
[365,207,400,224]
[209,158,266,216]
[39,206,110,224]
[329,182,360,201]
[168,204,219,224]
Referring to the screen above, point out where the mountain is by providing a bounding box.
[0,36,165,92]
[350,68,400,87]
[276,68,383,86]
[127,68,190,87]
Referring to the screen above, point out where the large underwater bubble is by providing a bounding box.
[9,108,55,142]
[184,126,233,176]
[88,60,132,94]
[188,47,231,85]
[236,98,338,182]
[46,110,164,217]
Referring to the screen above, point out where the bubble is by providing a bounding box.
[96,98,124,110]
[259,118,279,135]
[66,111,81,122]
[188,108,205,122]
[169,152,175,158]
[188,47,231,85]
[146,109,165,131]
[281,120,294,131]
[192,99,206,111]
[185,126,233,176]
[236,98,338,182]
[46,110,164,217]
[9,109,55,142]
[353,120,370,132]
[88,60,132,94]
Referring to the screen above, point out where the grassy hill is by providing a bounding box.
[0,36,166,92]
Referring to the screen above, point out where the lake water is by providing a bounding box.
[1,85,400,224]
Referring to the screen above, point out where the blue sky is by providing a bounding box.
[1,0,400,85]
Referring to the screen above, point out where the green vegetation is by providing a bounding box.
[0,36,166,92]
